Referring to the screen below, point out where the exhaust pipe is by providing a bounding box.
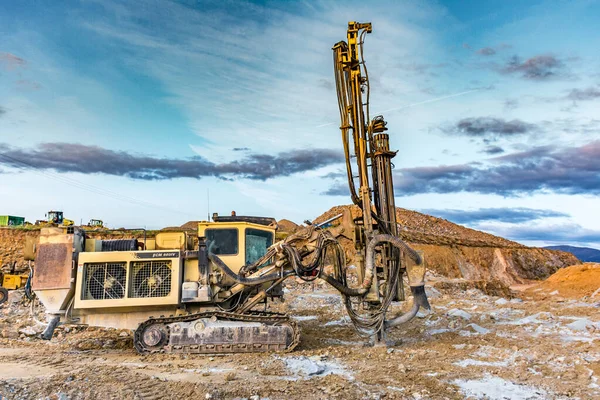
[41,314,60,340]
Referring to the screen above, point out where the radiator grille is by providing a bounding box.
[129,260,172,298]
[82,262,127,300]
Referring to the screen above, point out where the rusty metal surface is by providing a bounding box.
[24,236,37,261]
[32,242,73,290]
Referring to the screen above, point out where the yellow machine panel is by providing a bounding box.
[198,221,275,275]
[155,232,186,250]
[74,250,181,309]
[2,274,28,290]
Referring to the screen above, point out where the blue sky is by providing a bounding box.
[0,0,599,248]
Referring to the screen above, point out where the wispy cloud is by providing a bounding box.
[397,62,448,75]
[566,86,600,101]
[442,117,537,141]
[0,142,343,181]
[77,0,446,161]
[481,145,505,155]
[0,52,26,70]
[504,98,519,110]
[499,54,569,80]
[419,207,568,224]
[15,79,41,90]
[391,141,600,196]
[476,47,496,56]
[477,222,600,247]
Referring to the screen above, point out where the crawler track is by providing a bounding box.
[134,310,300,355]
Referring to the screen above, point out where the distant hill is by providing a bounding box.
[544,245,600,262]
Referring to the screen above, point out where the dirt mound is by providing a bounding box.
[313,204,522,248]
[161,226,183,231]
[311,205,579,284]
[277,219,299,233]
[526,263,600,299]
[180,220,202,229]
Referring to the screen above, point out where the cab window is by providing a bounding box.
[245,228,273,265]
[205,228,238,255]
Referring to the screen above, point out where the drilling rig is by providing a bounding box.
[28,21,428,353]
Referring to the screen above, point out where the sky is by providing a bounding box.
[0,0,599,249]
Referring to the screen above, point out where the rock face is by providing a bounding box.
[0,228,39,273]
[313,205,579,285]
[0,228,153,273]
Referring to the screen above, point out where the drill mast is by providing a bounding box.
[333,22,401,304]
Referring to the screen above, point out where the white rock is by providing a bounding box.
[494,298,509,306]
[447,308,472,320]
[468,323,491,334]
[566,319,593,332]
[425,286,442,299]
[9,291,24,303]
[19,326,38,336]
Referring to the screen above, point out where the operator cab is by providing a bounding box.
[198,215,276,273]
[47,210,64,225]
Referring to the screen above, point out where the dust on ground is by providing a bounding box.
[1,273,599,400]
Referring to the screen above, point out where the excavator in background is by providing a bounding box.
[27,21,429,353]
[0,256,34,305]
[85,219,105,229]
[35,210,74,227]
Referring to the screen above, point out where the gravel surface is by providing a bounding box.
[1,278,599,399]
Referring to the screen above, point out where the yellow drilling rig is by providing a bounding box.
[27,22,428,353]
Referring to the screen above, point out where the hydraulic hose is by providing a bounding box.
[365,235,427,329]
[320,274,368,297]
[384,300,420,328]
[366,234,422,269]
[208,253,292,286]
[322,234,422,297]
[384,286,430,328]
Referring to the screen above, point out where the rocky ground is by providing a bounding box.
[1,266,599,400]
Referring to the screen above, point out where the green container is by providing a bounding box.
[0,215,25,226]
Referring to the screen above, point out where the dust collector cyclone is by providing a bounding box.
[84,263,127,300]
[131,261,172,298]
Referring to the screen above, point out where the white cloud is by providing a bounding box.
[79,0,447,162]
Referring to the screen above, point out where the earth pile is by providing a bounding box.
[311,205,579,285]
